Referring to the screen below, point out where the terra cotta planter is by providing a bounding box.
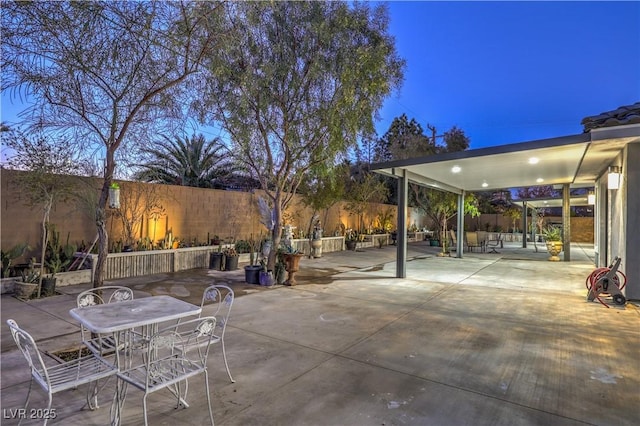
[284,253,304,286]
[14,282,37,299]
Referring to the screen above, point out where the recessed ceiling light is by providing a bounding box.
[529,157,539,164]
[536,178,544,183]
[451,166,461,173]
[482,182,488,188]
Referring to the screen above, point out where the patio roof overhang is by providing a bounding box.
[517,197,591,209]
[370,123,640,193]
[370,123,640,277]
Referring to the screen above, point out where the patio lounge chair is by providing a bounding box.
[486,233,503,253]
[466,232,483,252]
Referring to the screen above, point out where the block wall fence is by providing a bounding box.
[0,169,593,261]
[0,169,398,258]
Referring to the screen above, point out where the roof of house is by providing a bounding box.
[581,102,640,132]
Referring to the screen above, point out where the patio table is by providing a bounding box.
[70,295,202,426]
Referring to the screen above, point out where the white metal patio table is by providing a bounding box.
[69,295,202,426]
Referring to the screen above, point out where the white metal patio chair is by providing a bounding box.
[116,317,217,426]
[197,284,235,383]
[76,286,135,410]
[6,319,118,426]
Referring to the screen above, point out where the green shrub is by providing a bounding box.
[234,240,251,254]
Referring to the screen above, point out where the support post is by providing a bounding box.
[396,170,408,278]
[456,191,465,257]
[522,201,528,248]
[562,183,571,261]
[531,206,538,251]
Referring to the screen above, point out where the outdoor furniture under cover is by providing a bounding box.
[486,233,503,253]
[466,231,483,252]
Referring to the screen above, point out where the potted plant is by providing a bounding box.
[224,247,239,271]
[244,234,262,284]
[275,250,287,285]
[280,241,304,286]
[258,260,274,286]
[209,241,225,270]
[15,258,39,299]
[345,229,357,251]
[1,243,29,278]
[42,226,74,297]
[542,226,563,261]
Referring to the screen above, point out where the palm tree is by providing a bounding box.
[134,133,236,188]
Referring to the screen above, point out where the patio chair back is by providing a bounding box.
[76,286,135,357]
[199,284,235,383]
[77,285,133,307]
[486,233,503,253]
[6,319,117,426]
[466,231,482,252]
[117,317,217,426]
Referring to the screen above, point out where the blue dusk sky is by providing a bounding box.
[374,1,640,149]
[1,1,638,153]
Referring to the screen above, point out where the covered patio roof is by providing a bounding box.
[370,123,640,277]
[371,124,640,193]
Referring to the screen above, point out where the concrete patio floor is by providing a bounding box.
[1,241,639,425]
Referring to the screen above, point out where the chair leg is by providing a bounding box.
[204,369,215,426]
[221,339,235,383]
[142,393,149,426]
[18,376,35,426]
[43,391,53,426]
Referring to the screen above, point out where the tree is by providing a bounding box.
[199,1,404,269]
[299,162,348,244]
[133,133,237,188]
[503,206,522,233]
[2,1,223,288]
[112,182,164,249]
[2,128,83,297]
[377,115,477,247]
[442,126,470,153]
[344,162,390,234]
[410,187,479,253]
[375,114,436,161]
[515,186,556,200]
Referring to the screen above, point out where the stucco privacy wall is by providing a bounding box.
[0,169,397,257]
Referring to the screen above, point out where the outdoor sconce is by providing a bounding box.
[109,182,121,209]
[607,166,621,190]
[587,191,596,205]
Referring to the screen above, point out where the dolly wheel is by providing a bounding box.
[612,294,626,306]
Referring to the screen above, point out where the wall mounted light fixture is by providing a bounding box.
[587,191,596,205]
[608,166,621,190]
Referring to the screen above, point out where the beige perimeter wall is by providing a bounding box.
[1,169,397,260]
